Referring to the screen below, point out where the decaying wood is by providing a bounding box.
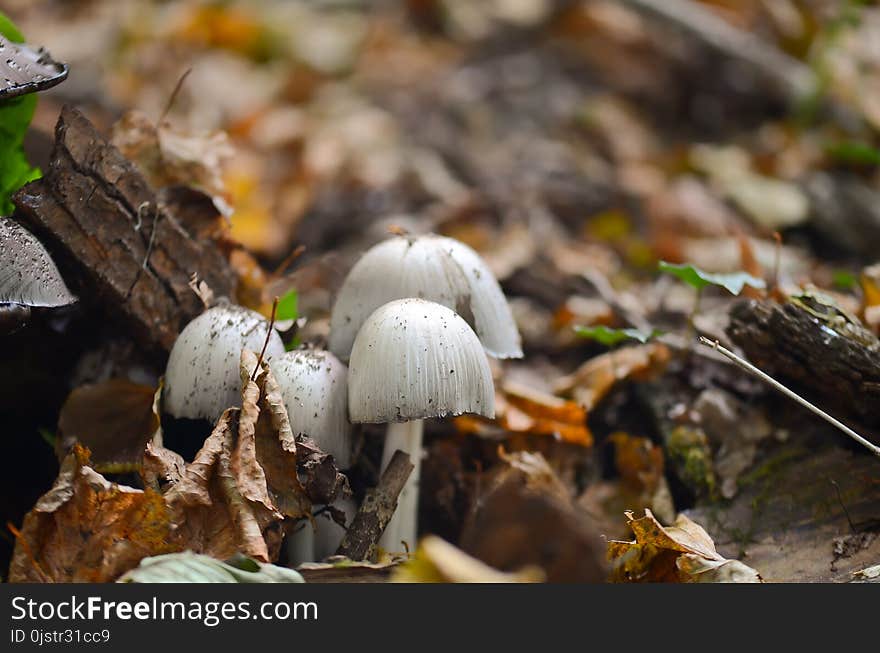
[13,105,236,353]
[336,450,414,561]
[687,444,880,582]
[297,560,399,583]
[727,299,880,428]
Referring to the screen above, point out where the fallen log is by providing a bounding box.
[13,105,236,354]
[726,299,880,427]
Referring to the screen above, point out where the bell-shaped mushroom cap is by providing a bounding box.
[329,234,522,362]
[0,34,69,100]
[348,298,495,423]
[271,349,352,468]
[164,304,285,422]
[0,218,76,307]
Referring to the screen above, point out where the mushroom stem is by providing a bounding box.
[378,420,424,552]
[285,521,315,567]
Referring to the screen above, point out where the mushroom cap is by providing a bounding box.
[164,305,285,421]
[329,234,522,362]
[271,349,352,468]
[348,298,495,423]
[0,34,69,100]
[0,217,76,307]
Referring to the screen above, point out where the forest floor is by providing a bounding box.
[3,0,880,583]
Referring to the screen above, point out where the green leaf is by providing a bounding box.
[825,141,880,166]
[832,269,857,290]
[38,428,56,450]
[574,325,661,345]
[275,289,298,322]
[658,261,766,295]
[0,11,25,42]
[0,12,40,216]
[117,552,305,583]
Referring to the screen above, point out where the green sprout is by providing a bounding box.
[659,261,766,337]
[275,289,298,322]
[574,325,661,346]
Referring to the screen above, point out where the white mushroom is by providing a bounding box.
[0,217,76,307]
[329,234,522,362]
[271,349,352,468]
[287,497,357,566]
[163,304,284,422]
[348,298,494,550]
[314,497,357,560]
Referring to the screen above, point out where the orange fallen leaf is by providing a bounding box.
[607,509,761,583]
[554,342,670,411]
[861,263,880,333]
[608,431,664,496]
[455,380,592,447]
[9,445,175,583]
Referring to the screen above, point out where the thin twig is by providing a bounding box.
[699,336,880,457]
[252,297,279,382]
[771,231,782,293]
[272,244,306,277]
[829,478,856,533]
[159,68,192,125]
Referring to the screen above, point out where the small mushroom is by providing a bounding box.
[329,233,522,362]
[348,298,494,550]
[270,349,352,468]
[163,304,284,422]
[313,497,357,560]
[287,497,357,566]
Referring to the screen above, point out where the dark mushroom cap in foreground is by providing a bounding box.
[0,217,76,307]
[0,34,69,100]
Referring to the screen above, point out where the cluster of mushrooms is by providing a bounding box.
[162,233,522,562]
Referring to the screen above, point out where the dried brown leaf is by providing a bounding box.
[554,342,670,410]
[9,446,175,582]
[607,509,761,583]
[455,380,593,447]
[162,409,281,562]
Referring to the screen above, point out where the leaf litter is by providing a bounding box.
[5,0,880,583]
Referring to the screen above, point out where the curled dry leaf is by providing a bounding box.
[112,110,234,216]
[392,535,544,583]
[151,350,349,563]
[162,409,281,562]
[9,445,175,583]
[607,509,761,583]
[554,342,671,410]
[455,380,592,447]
